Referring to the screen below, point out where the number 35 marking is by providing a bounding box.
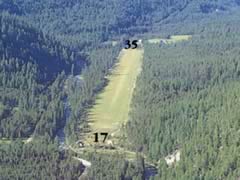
[125,40,138,49]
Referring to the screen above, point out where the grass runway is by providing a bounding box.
[87,48,143,137]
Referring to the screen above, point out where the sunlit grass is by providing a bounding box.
[170,35,192,41]
[86,49,143,143]
[148,35,192,44]
[0,137,31,144]
[0,138,12,144]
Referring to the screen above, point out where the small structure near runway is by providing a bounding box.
[164,150,180,166]
[73,157,92,167]
[137,39,143,48]
[76,140,84,148]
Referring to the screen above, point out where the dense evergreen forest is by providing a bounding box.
[0,13,87,179]
[0,12,122,179]
[1,0,240,179]
[0,139,84,179]
[127,16,240,179]
[82,152,145,180]
[0,13,77,139]
[0,0,199,47]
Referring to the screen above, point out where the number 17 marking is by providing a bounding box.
[94,132,108,143]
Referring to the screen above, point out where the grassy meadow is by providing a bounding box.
[83,35,190,146]
[86,48,143,142]
[148,35,191,44]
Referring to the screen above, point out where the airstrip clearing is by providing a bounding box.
[86,48,144,143]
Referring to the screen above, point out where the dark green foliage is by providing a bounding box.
[0,13,79,82]
[1,0,240,179]
[0,139,84,179]
[0,0,202,47]
[1,0,239,45]
[85,153,145,180]
[127,18,240,179]
[0,14,78,139]
[0,11,124,179]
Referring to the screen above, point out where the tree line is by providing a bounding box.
[127,17,240,179]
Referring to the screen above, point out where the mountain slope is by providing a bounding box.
[0,0,198,46]
[127,13,240,179]
[0,13,79,82]
[0,13,80,139]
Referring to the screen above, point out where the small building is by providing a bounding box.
[137,39,143,48]
[164,150,180,166]
[159,39,168,47]
[76,140,84,148]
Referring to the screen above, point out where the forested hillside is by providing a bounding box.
[0,13,79,81]
[83,152,145,179]
[1,0,240,45]
[0,13,87,179]
[1,0,240,179]
[0,13,81,139]
[0,0,198,47]
[0,139,83,179]
[127,16,240,179]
